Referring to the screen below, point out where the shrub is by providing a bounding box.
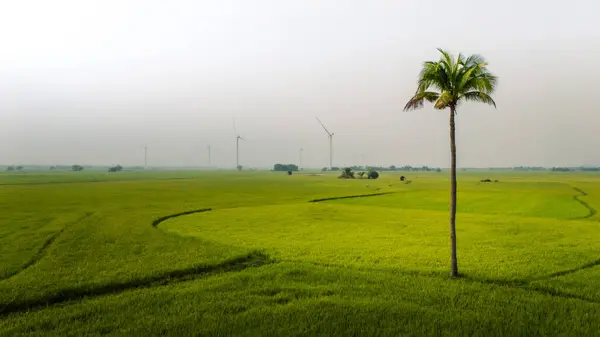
[367,170,379,179]
[108,165,123,172]
[72,165,84,171]
[338,167,355,179]
[287,171,292,175]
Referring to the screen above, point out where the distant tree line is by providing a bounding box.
[51,165,75,171]
[72,165,84,171]
[549,167,600,172]
[324,165,440,172]
[273,164,299,172]
[381,165,441,172]
[551,167,573,172]
[491,166,600,172]
[487,166,600,172]
[580,167,600,171]
[510,166,547,171]
[5,165,24,172]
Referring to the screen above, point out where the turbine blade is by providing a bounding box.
[233,117,238,136]
[316,117,332,136]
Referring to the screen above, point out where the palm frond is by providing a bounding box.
[403,91,440,111]
[462,72,498,94]
[434,92,453,109]
[456,65,479,93]
[417,61,449,93]
[460,91,497,108]
[437,48,454,70]
[464,54,487,68]
[417,61,438,91]
[437,64,451,92]
[452,53,466,84]
[417,61,437,82]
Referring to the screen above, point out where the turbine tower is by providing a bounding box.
[233,119,244,169]
[316,117,334,170]
[236,134,244,168]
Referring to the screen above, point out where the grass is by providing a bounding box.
[1,170,600,336]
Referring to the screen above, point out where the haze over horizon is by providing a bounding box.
[1,1,599,169]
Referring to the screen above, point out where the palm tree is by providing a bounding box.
[403,49,497,278]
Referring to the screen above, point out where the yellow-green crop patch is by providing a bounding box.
[163,203,600,280]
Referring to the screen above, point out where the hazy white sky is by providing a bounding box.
[1,0,599,168]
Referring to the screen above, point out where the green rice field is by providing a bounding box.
[1,170,600,336]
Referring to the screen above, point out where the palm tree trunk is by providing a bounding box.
[449,106,458,278]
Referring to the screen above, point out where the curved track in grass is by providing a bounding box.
[152,208,213,227]
[571,186,598,220]
[0,212,94,282]
[151,192,394,229]
[522,186,600,281]
[0,251,271,316]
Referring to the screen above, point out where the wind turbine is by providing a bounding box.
[233,119,244,169]
[316,117,334,170]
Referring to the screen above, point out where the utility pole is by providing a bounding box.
[299,148,303,169]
